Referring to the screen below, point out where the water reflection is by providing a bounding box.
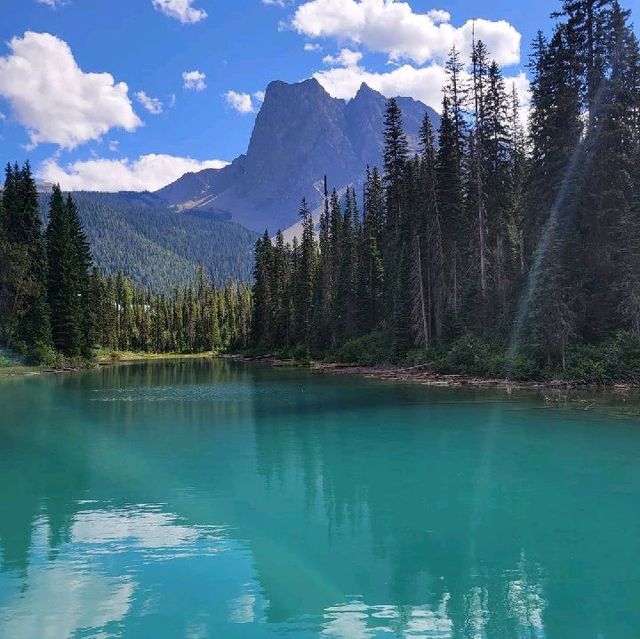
[0,360,639,637]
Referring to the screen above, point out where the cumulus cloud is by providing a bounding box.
[182,70,206,91]
[293,0,520,66]
[151,0,207,24]
[36,0,66,6]
[314,61,530,115]
[0,32,141,149]
[323,48,363,67]
[254,90,266,103]
[315,63,447,110]
[39,154,229,192]
[135,91,163,115]
[304,43,322,52]
[224,90,257,114]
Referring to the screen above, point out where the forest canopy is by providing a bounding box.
[249,0,640,383]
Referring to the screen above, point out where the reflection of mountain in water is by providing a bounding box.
[0,361,638,638]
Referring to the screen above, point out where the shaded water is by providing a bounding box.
[0,359,639,638]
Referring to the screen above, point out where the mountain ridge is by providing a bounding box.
[156,79,440,233]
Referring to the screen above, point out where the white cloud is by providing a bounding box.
[108,139,119,152]
[293,0,521,67]
[39,153,229,192]
[323,48,363,67]
[135,90,163,115]
[314,60,530,114]
[505,71,532,127]
[182,70,206,91]
[315,62,447,110]
[0,563,133,639]
[0,32,141,149]
[168,93,177,107]
[151,0,207,24]
[262,0,288,5]
[304,42,322,52]
[224,90,257,114]
[36,0,66,6]
[253,90,265,103]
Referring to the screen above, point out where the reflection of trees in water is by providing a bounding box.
[0,375,90,574]
[1,364,639,638]
[250,381,640,638]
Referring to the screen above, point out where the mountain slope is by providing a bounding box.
[38,192,258,293]
[157,80,440,233]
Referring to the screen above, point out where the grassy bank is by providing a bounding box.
[0,348,41,377]
[95,350,217,364]
[0,348,218,378]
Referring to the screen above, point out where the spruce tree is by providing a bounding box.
[14,163,51,357]
[419,112,445,342]
[294,199,316,347]
[47,185,83,356]
[250,232,273,347]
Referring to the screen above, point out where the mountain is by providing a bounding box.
[38,192,258,293]
[156,80,440,233]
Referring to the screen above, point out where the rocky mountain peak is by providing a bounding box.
[156,79,440,232]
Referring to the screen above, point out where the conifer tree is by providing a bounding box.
[250,232,273,347]
[419,112,446,342]
[382,98,409,243]
[6,163,52,357]
[47,185,81,356]
[356,168,385,333]
[294,199,316,347]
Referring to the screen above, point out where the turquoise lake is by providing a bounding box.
[1,359,639,638]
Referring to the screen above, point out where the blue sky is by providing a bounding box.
[0,0,587,191]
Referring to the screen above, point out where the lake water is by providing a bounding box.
[0,359,639,638]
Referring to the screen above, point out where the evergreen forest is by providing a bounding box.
[250,0,640,383]
[0,164,251,365]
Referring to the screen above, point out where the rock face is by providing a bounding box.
[156,79,440,233]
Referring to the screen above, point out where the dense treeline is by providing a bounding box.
[36,192,258,294]
[0,164,250,364]
[251,0,640,382]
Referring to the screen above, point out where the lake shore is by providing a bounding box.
[3,351,639,393]
[0,351,217,379]
[228,354,640,392]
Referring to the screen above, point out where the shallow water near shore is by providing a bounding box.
[1,358,639,638]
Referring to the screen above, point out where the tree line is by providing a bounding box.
[250,0,640,380]
[0,163,250,364]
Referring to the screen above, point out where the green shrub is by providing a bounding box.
[290,344,311,364]
[563,344,606,384]
[441,334,504,377]
[26,344,58,367]
[404,348,437,367]
[330,330,393,366]
[602,332,640,384]
[506,352,541,381]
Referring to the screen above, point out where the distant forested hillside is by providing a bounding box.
[1,165,251,364]
[37,192,258,292]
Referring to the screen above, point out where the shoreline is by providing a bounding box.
[229,355,640,393]
[0,351,217,379]
[3,351,640,393]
